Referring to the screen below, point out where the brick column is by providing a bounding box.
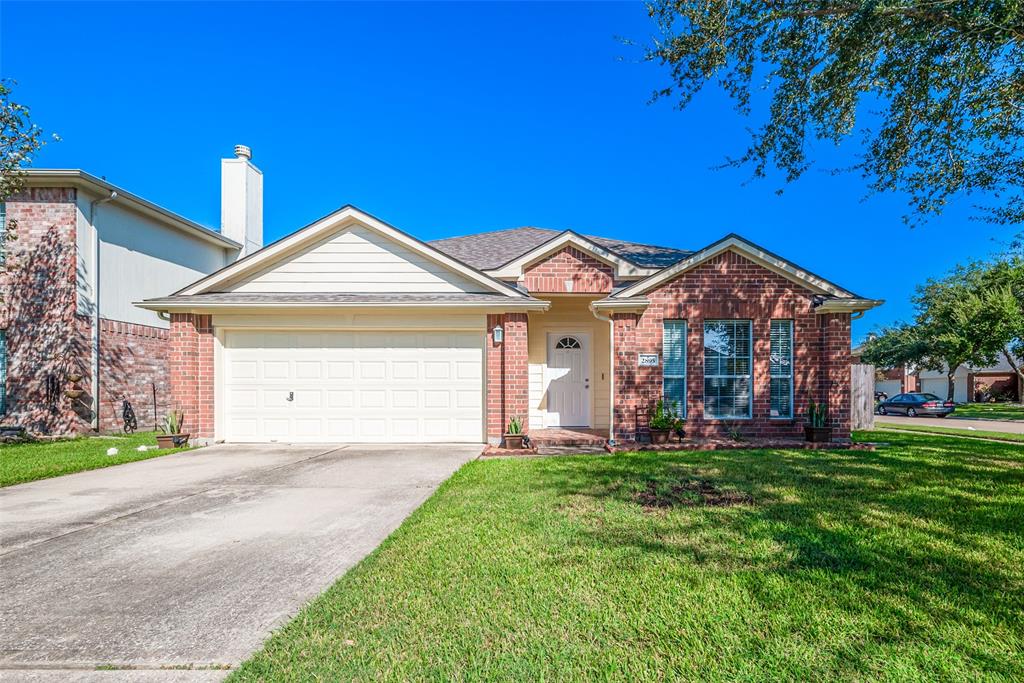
[819,313,852,440]
[485,312,529,445]
[169,313,215,439]
[612,312,638,442]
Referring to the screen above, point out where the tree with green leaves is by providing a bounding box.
[1,79,51,279]
[644,1,1024,230]
[969,257,1024,391]
[862,258,1024,400]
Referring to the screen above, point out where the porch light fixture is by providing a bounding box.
[493,324,504,344]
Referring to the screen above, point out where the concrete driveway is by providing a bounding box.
[876,415,1024,434]
[0,443,479,680]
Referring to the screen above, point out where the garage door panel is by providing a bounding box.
[222,330,483,442]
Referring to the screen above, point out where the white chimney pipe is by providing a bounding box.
[221,145,263,257]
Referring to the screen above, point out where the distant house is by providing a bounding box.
[917,358,1021,403]
[852,349,1021,403]
[0,147,262,433]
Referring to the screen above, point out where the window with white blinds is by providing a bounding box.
[0,202,6,266]
[703,320,752,419]
[0,330,6,415]
[770,320,794,418]
[663,320,686,417]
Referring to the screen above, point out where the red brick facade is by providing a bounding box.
[523,246,614,294]
[168,313,215,438]
[612,251,852,441]
[1,187,177,435]
[485,312,529,443]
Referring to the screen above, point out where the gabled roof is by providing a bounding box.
[598,233,882,314]
[174,205,530,299]
[484,230,663,280]
[24,169,240,250]
[429,227,692,270]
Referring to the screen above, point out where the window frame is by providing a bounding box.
[0,329,6,416]
[662,320,687,418]
[702,319,753,420]
[0,201,6,266]
[769,319,794,419]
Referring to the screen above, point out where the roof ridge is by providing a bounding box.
[429,226,560,243]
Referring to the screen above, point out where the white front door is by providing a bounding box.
[220,330,484,443]
[546,333,590,426]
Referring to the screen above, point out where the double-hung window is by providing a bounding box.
[662,320,686,417]
[0,202,6,266]
[770,320,794,418]
[0,330,6,415]
[703,320,752,419]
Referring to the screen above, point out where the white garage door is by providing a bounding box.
[920,377,968,403]
[221,330,484,443]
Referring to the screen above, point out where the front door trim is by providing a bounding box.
[546,331,591,427]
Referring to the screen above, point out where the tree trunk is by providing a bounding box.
[1002,346,1024,401]
[947,371,957,402]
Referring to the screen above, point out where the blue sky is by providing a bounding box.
[2,2,1009,343]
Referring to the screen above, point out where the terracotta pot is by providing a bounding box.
[156,433,190,449]
[804,426,832,443]
[649,429,671,444]
[63,389,84,399]
[66,373,83,383]
[503,434,525,450]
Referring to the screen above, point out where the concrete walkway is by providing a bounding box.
[0,443,479,680]
[876,415,1024,434]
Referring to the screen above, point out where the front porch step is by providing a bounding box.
[529,428,607,448]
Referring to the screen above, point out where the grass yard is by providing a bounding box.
[877,420,1024,443]
[232,432,1024,682]
[0,432,184,487]
[952,402,1024,421]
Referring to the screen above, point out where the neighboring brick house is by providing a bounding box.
[138,206,880,446]
[0,147,262,434]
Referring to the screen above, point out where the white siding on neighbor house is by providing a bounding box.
[875,379,902,397]
[228,225,487,294]
[76,191,234,327]
[920,377,969,403]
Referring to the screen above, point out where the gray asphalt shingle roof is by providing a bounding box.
[429,227,692,270]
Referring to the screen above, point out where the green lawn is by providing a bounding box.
[232,432,1024,681]
[952,402,1024,421]
[877,420,1024,443]
[0,432,185,487]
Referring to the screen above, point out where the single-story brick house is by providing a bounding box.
[138,205,881,445]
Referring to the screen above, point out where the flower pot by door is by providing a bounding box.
[503,434,525,450]
[649,429,671,444]
[156,433,190,449]
[804,426,832,443]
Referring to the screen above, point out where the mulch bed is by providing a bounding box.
[482,438,876,458]
[635,478,754,509]
[610,439,875,453]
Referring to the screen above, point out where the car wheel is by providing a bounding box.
[877,406,886,415]
[907,407,917,417]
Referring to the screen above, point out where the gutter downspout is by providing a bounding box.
[591,307,615,446]
[88,191,117,431]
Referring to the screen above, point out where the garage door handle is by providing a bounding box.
[287,391,294,402]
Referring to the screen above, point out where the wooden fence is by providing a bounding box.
[851,363,875,430]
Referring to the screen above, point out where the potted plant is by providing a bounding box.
[804,400,832,442]
[649,399,681,444]
[156,408,190,449]
[503,415,526,449]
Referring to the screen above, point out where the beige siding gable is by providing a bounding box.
[228,225,488,293]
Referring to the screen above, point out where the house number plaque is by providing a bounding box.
[637,354,660,367]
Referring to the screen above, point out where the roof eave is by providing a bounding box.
[590,297,651,313]
[814,298,884,314]
[23,169,241,250]
[135,298,551,313]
